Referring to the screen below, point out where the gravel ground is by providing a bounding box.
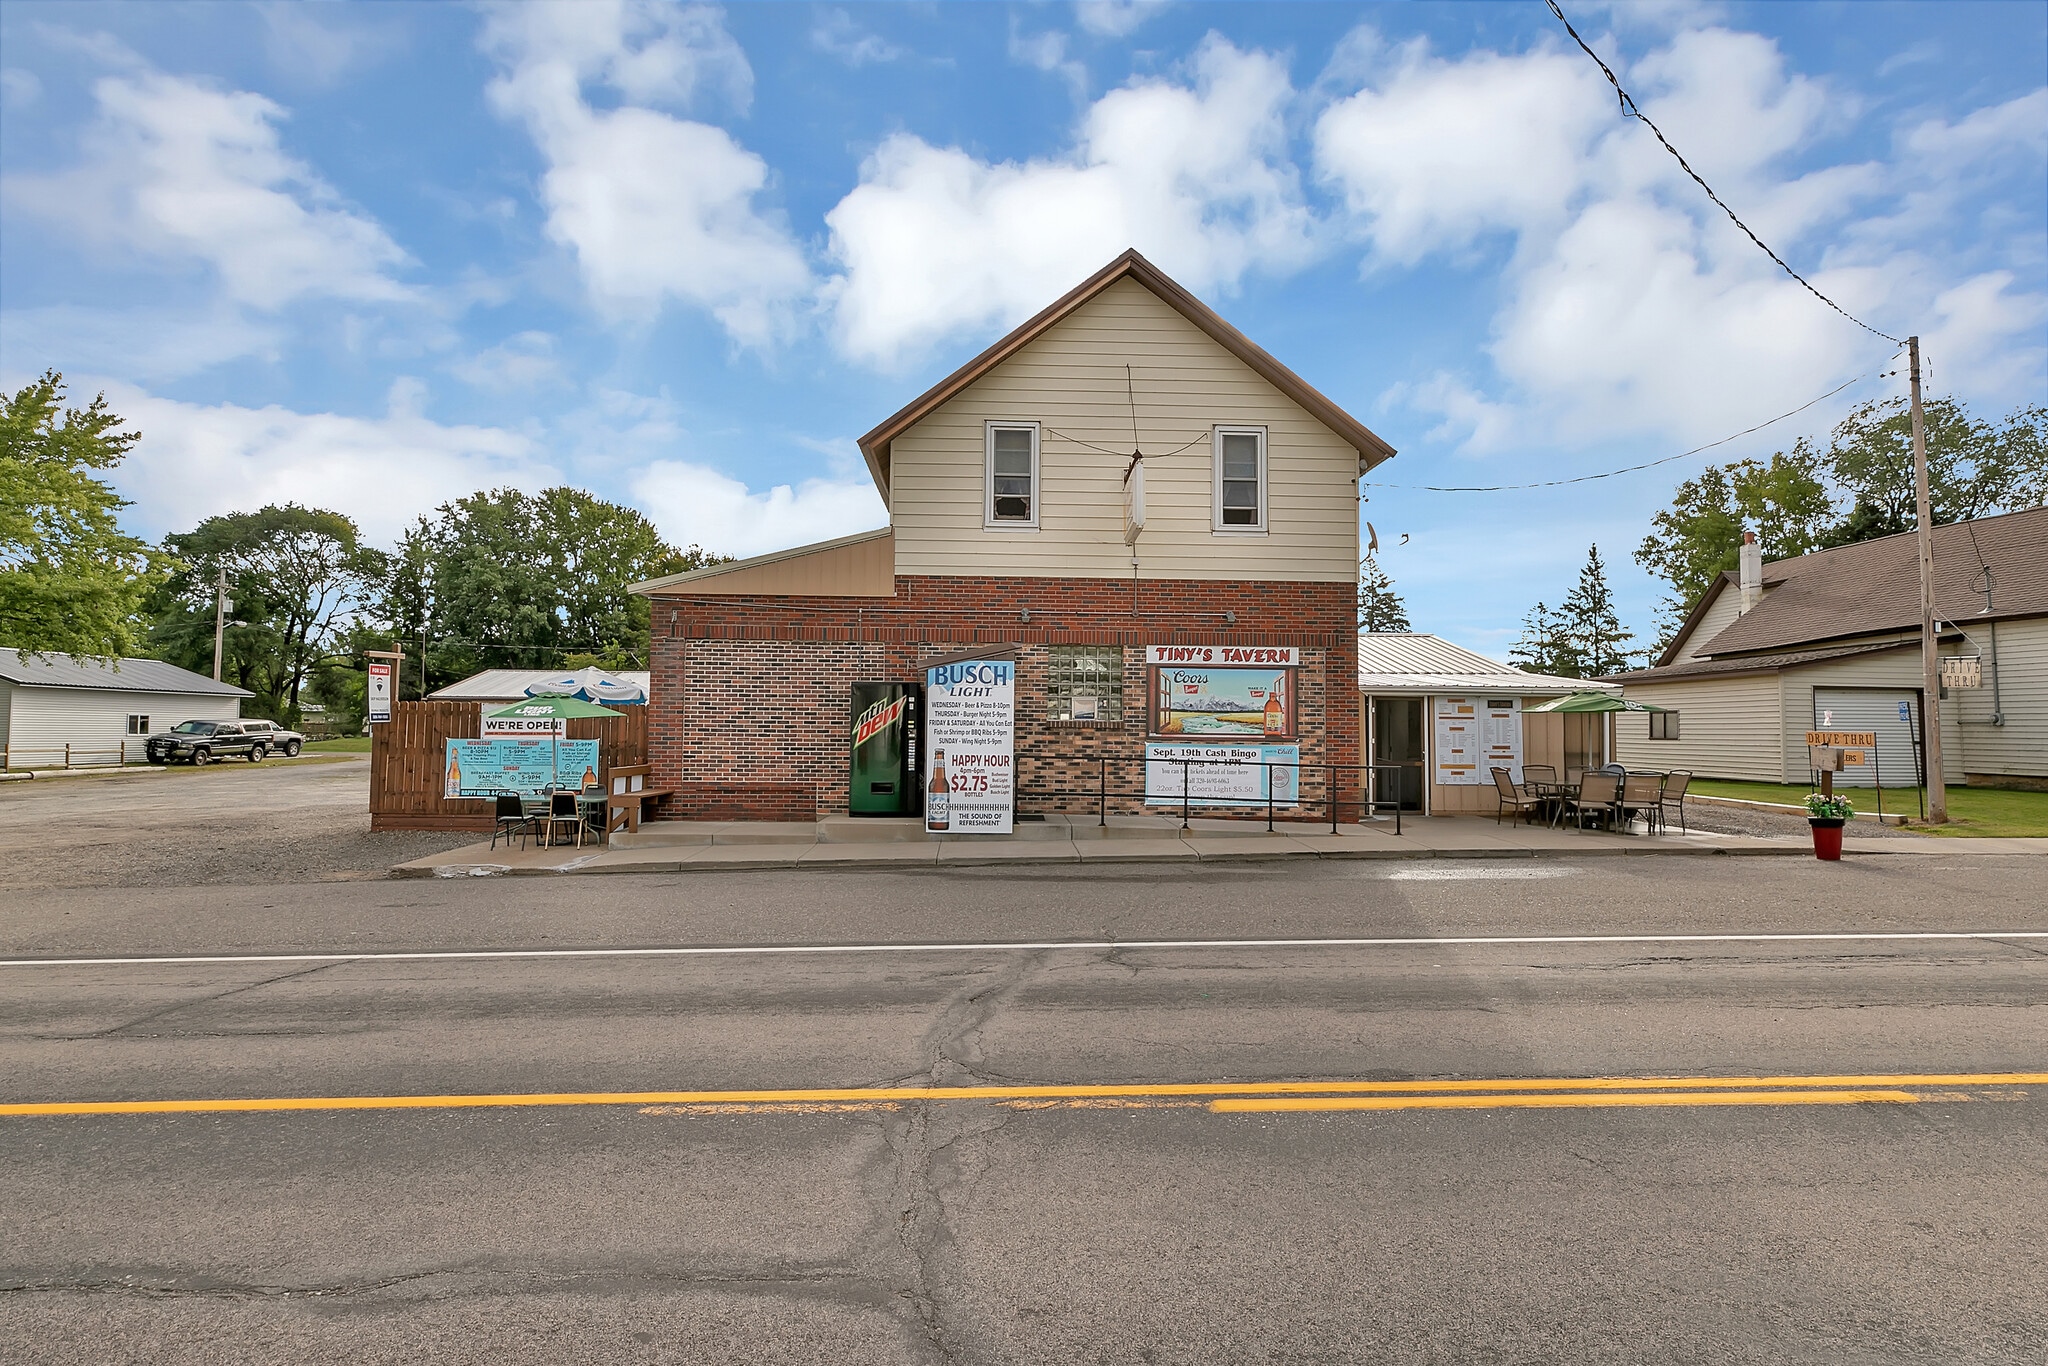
[0,758,477,889]
[1676,796,1922,840]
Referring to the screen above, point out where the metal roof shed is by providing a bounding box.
[0,651,251,770]
[1357,635,1617,816]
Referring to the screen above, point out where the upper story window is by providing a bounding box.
[1213,426,1266,532]
[986,422,1039,529]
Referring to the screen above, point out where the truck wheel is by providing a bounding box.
[284,741,301,757]
[249,746,266,762]
[191,748,210,766]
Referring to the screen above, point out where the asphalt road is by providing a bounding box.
[3,859,2045,1363]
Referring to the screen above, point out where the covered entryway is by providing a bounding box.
[1370,696,1424,810]
[1811,687,1923,789]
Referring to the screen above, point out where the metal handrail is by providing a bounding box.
[1012,751,1413,835]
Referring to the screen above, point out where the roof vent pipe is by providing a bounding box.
[1738,531,1763,614]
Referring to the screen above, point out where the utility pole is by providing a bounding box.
[1909,335,1946,823]
[211,565,230,682]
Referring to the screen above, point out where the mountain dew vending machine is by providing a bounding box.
[849,682,922,816]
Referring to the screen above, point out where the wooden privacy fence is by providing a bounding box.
[370,700,649,831]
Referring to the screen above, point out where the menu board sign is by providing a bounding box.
[924,658,1015,834]
[1433,696,1522,785]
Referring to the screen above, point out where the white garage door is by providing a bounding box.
[1812,688,1922,789]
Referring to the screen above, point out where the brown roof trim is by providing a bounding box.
[1606,638,1915,685]
[855,248,1397,499]
[1656,573,1736,667]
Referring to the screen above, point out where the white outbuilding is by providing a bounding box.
[0,651,251,770]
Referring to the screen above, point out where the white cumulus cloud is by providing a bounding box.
[4,68,411,309]
[631,461,886,558]
[82,379,559,543]
[480,0,811,346]
[823,35,1315,367]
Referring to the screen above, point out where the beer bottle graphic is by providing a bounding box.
[446,748,463,795]
[1264,674,1286,734]
[926,749,950,831]
[581,764,597,790]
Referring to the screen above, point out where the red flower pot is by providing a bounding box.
[1809,818,1845,860]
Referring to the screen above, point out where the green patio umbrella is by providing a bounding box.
[1525,692,1669,714]
[484,695,617,791]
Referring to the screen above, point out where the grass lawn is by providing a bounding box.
[305,737,372,753]
[1690,779,2048,837]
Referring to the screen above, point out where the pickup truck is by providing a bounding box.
[143,720,268,765]
[238,719,306,757]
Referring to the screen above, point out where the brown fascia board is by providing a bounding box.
[854,248,1397,500]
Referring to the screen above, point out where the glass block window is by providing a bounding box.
[1047,645,1123,722]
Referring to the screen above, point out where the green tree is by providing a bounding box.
[151,505,386,721]
[1509,600,1576,678]
[1634,446,1830,647]
[1357,554,1411,633]
[0,372,159,660]
[1561,544,1636,677]
[414,486,720,676]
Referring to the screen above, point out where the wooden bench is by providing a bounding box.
[605,765,673,836]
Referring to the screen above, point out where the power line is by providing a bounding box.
[1362,370,1873,492]
[1543,0,1901,346]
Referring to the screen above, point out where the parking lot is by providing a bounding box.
[0,758,476,890]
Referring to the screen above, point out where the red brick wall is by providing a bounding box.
[647,575,1359,822]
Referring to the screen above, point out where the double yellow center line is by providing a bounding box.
[2,1073,2038,1118]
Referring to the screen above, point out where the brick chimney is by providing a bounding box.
[1738,531,1763,614]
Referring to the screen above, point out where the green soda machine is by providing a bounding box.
[849,681,922,816]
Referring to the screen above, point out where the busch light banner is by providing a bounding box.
[923,657,1015,835]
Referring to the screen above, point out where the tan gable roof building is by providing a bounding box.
[1610,506,2048,788]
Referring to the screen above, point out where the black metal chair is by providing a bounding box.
[490,791,535,851]
[541,790,583,848]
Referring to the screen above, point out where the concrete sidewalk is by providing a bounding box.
[388,812,2046,878]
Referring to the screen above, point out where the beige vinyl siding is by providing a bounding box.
[1772,645,1967,785]
[1948,615,2048,779]
[1613,674,1783,780]
[889,277,1360,582]
[659,531,894,597]
[1673,581,1743,663]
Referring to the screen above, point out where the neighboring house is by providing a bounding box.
[631,249,1396,821]
[1359,633,1616,815]
[0,651,251,769]
[428,669,653,706]
[1610,506,2047,788]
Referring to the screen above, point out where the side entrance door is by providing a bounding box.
[1371,696,1425,810]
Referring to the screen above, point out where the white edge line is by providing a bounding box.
[2,931,2046,968]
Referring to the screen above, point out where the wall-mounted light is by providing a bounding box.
[1224,610,1236,625]
[1020,607,1032,622]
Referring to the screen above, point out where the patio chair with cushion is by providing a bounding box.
[1491,767,1545,827]
[490,791,535,852]
[1660,771,1693,834]
[1563,770,1623,831]
[541,790,583,849]
[1619,772,1666,833]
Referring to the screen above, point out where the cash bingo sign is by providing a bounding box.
[923,658,1016,835]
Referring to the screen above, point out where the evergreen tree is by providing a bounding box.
[1562,544,1636,677]
[1357,554,1411,632]
[1509,600,1577,678]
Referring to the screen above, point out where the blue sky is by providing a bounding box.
[3,0,2043,656]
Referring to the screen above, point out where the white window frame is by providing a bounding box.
[984,421,1041,531]
[1211,425,1268,534]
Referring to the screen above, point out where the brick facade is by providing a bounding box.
[648,575,1359,823]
